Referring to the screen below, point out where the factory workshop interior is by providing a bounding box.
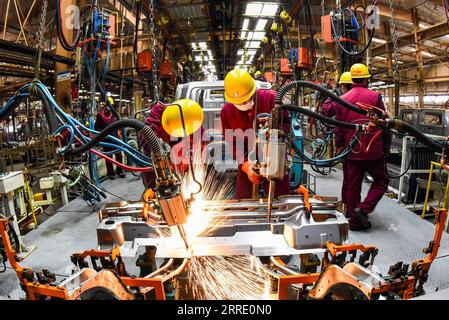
[3,0,449,309]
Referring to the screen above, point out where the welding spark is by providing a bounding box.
[185,255,271,300]
[170,151,236,246]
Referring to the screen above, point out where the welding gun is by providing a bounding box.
[149,142,190,248]
[253,105,289,221]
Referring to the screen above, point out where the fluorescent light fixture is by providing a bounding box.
[191,43,197,49]
[422,51,435,57]
[195,56,202,61]
[207,50,212,56]
[255,19,268,31]
[199,42,207,49]
[251,31,265,40]
[242,18,250,30]
[246,3,263,15]
[261,3,278,16]
[374,56,387,60]
[241,31,247,38]
[249,41,261,48]
[372,37,386,44]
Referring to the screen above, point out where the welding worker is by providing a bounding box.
[321,71,353,214]
[140,99,204,188]
[221,69,291,199]
[326,63,391,231]
[95,103,126,180]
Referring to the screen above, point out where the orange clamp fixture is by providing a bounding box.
[297,185,312,213]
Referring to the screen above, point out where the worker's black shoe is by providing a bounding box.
[349,221,372,231]
[353,208,370,229]
[118,172,126,179]
[109,174,116,180]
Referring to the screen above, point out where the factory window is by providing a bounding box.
[401,111,414,124]
[422,113,443,127]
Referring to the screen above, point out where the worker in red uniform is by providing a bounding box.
[220,69,291,199]
[322,72,353,214]
[140,99,204,187]
[95,104,126,180]
[324,64,391,230]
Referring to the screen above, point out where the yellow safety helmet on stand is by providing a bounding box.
[224,69,257,105]
[350,63,371,79]
[162,99,204,138]
[339,72,353,84]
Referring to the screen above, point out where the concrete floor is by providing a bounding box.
[1,167,449,299]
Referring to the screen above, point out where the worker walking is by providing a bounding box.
[221,69,291,199]
[94,104,126,180]
[326,64,391,230]
[322,72,353,214]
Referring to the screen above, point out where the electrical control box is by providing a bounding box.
[93,10,110,36]
[264,71,274,84]
[321,12,359,44]
[288,48,313,70]
[39,177,55,190]
[159,60,174,79]
[137,50,153,72]
[0,172,24,194]
[280,58,293,75]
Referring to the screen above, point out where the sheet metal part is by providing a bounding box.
[97,195,349,258]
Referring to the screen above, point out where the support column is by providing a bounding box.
[55,0,76,114]
[412,8,425,109]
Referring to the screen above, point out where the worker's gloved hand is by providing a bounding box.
[242,161,262,185]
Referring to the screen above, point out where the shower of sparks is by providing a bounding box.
[170,149,236,246]
[186,255,271,300]
[167,152,274,300]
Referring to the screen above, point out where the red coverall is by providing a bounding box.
[94,110,124,177]
[220,89,291,199]
[322,97,349,207]
[324,83,390,224]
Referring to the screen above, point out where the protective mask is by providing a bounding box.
[234,100,254,111]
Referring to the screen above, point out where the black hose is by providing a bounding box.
[384,119,444,153]
[97,82,121,120]
[36,86,59,133]
[65,119,146,156]
[282,104,361,130]
[275,81,367,115]
[56,0,84,51]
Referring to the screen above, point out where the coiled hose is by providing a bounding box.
[64,119,164,158]
[275,80,368,115]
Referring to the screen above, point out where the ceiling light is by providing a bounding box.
[246,3,263,15]
[422,51,435,57]
[249,41,261,48]
[252,32,265,40]
[261,4,278,16]
[242,18,250,30]
[241,31,247,38]
[199,42,207,49]
[255,19,268,30]
[372,37,386,44]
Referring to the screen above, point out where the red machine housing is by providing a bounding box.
[159,60,174,79]
[137,50,153,72]
[280,58,293,75]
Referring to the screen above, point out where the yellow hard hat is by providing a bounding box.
[339,72,353,84]
[350,63,371,79]
[224,69,257,105]
[162,99,204,138]
[254,71,262,77]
